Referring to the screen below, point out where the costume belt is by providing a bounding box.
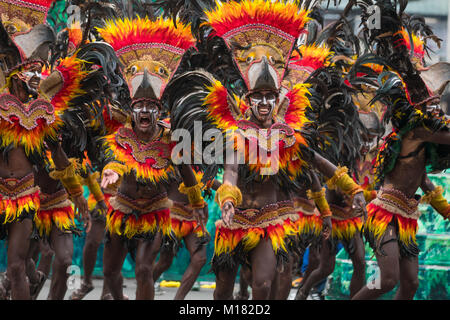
[170,201,196,222]
[39,189,72,211]
[292,197,318,216]
[330,203,359,221]
[216,200,297,230]
[371,187,421,220]
[109,192,172,215]
[0,173,38,199]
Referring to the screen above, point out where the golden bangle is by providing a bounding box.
[307,188,332,218]
[103,161,127,177]
[215,183,242,209]
[422,187,450,217]
[86,172,105,202]
[421,186,443,204]
[49,160,77,180]
[49,160,84,197]
[101,162,126,191]
[364,189,378,202]
[326,166,363,196]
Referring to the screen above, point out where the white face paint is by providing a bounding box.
[131,100,160,132]
[249,91,277,120]
[17,65,43,93]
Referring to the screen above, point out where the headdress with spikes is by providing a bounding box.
[204,0,310,93]
[97,16,195,103]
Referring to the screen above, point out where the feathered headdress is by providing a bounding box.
[204,0,310,92]
[285,44,332,88]
[97,16,195,101]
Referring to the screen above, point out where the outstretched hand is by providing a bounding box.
[101,169,119,189]
[222,201,235,228]
[322,216,332,240]
[73,194,91,233]
[352,192,368,223]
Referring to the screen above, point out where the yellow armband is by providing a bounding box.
[81,172,105,202]
[307,188,332,218]
[49,159,83,197]
[422,186,450,219]
[179,182,206,209]
[215,183,243,209]
[326,166,363,197]
[363,189,378,202]
[101,162,126,191]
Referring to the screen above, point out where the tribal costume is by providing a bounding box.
[353,1,450,259]
[162,170,211,254]
[96,14,204,243]
[0,0,87,229]
[164,0,366,277]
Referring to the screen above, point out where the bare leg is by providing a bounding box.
[298,246,320,287]
[152,237,175,283]
[295,239,335,300]
[276,253,294,300]
[214,264,239,300]
[174,234,207,300]
[82,219,106,285]
[394,255,419,300]
[47,228,73,300]
[7,219,33,300]
[103,233,128,300]
[352,225,400,300]
[134,235,162,300]
[25,240,48,300]
[234,267,250,300]
[348,232,366,298]
[249,239,277,300]
[25,240,41,285]
[37,240,54,278]
[69,219,106,300]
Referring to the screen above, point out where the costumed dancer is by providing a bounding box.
[351,0,450,300]
[153,168,220,300]
[0,0,94,299]
[97,13,206,300]
[165,0,367,300]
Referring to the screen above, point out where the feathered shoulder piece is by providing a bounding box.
[0,54,88,156]
[103,122,175,184]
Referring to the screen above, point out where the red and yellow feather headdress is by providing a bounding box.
[396,28,425,60]
[205,0,310,90]
[97,16,195,98]
[285,44,332,88]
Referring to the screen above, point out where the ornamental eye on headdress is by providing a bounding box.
[0,0,56,62]
[205,0,311,92]
[97,16,195,102]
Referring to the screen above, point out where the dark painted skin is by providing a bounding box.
[352,117,450,300]
[214,91,366,300]
[101,101,202,300]
[0,73,89,300]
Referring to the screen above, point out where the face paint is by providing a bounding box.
[248,91,277,121]
[131,99,160,133]
[16,64,43,94]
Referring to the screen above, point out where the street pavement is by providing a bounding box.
[36,278,299,300]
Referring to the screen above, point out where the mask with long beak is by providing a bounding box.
[97,16,195,117]
[205,0,310,92]
[0,0,55,63]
